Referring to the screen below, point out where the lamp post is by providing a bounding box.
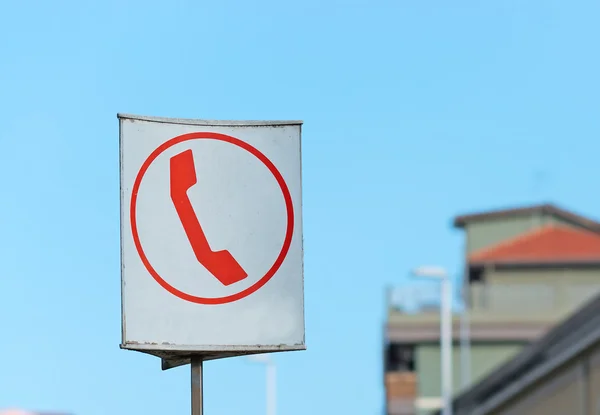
[459,272,471,390]
[412,266,453,415]
[247,354,277,415]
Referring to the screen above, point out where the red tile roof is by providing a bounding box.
[469,225,600,264]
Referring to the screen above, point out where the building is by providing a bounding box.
[384,203,600,415]
[433,290,600,415]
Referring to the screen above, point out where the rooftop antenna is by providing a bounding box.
[531,169,552,204]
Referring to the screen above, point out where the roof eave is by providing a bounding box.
[453,203,600,232]
[469,259,600,268]
[453,204,549,229]
[440,292,600,415]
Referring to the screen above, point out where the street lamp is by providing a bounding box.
[247,354,277,415]
[412,266,453,415]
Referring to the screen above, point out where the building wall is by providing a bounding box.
[587,349,600,414]
[415,343,524,415]
[470,268,600,315]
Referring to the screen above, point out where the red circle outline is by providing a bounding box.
[130,132,294,305]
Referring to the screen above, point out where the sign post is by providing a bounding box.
[191,357,203,415]
[118,114,305,413]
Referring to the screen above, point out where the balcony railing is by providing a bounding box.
[386,282,447,314]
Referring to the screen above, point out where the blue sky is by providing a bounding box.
[1,0,599,414]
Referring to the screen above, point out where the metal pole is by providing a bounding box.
[459,276,471,390]
[266,361,276,415]
[441,277,453,415]
[191,356,203,415]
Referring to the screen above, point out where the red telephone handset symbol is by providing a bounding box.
[170,149,248,286]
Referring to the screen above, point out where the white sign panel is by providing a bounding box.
[119,114,304,358]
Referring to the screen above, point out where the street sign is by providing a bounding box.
[118,114,305,369]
